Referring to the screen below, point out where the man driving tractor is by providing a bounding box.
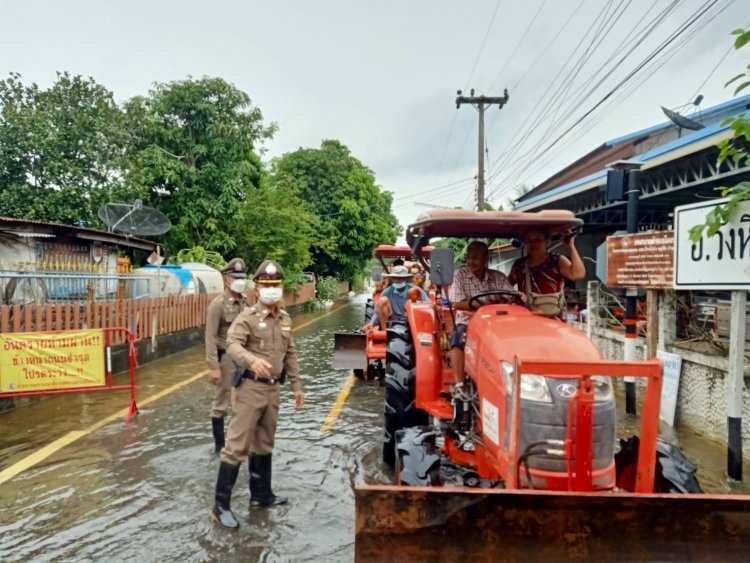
[448,240,514,385]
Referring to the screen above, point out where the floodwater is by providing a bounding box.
[0,294,748,562]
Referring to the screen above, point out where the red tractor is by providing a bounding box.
[333,245,431,382]
[355,210,750,561]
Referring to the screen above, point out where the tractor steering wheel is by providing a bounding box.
[468,290,524,311]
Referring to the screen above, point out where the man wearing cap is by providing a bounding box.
[365,264,428,332]
[210,259,304,529]
[205,257,250,454]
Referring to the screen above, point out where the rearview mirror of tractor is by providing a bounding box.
[371,266,383,282]
[429,248,454,286]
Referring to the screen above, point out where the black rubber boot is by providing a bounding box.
[210,461,241,529]
[211,417,225,454]
[249,453,288,507]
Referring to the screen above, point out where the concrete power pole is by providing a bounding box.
[456,89,510,210]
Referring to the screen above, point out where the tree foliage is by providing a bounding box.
[168,246,226,270]
[236,181,316,280]
[0,72,128,224]
[124,76,277,254]
[269,139,400,282]
[0,74,401,286]
[689,27,750,243]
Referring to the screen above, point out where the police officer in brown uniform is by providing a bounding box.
[205,258,249,454]
[210,259,304,529]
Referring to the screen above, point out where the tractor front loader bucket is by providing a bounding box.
[355,484,750,561]
[332,333,367,370]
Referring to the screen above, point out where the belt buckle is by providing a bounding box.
[269,377,276,385]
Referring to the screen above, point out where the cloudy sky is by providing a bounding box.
[1,0,747,237]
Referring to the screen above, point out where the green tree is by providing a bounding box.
[237,181,316,283]
[269,139,400,282]
[124,76,277,254]
[689,28,750,243]
[0,72,128,223]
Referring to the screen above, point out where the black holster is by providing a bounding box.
[232,367,245,389]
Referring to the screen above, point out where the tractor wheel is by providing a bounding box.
[383,322,427,465]
[353,368,365,379]
[395,427,442,486]
[364,298,375,324]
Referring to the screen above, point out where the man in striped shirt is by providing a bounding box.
[449,241,515,385]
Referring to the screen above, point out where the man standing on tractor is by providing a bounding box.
[210,259,304,530]
[205,257,249,455]
[365,265,428,332]
[449,241,515,385]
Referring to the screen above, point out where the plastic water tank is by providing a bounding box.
[179,262,224,294]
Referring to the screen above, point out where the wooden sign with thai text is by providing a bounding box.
[606,231,674,288]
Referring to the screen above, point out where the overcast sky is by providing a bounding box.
[1,0,747,239]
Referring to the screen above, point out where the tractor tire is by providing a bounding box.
[364,298,375,324]
[396,427,442,486]
[383,322,427,465]
[353,369,365,379]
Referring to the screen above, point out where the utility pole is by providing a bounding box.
[605,160,643,415]
[456,89,510,211]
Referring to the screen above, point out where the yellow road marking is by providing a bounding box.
[319,374,357,434]
[0,301,350,484]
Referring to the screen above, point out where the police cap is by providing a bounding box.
[222,257,247,279]
[254,260,284,284]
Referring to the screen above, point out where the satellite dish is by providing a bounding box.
[97,200,172,236]
[661,106,705,132]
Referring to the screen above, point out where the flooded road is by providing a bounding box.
[1,294,748,561]
[0,297,388,562]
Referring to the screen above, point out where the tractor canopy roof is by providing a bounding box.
[373,244,433,259]
[406,209,582,250]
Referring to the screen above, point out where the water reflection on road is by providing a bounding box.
[0,294,747,562]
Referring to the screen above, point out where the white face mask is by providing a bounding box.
[259,286,283,305]
[229,280,246,294]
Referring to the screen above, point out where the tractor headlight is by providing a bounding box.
[520,374,553,403]
[500,361,552,403]
[592,376,614,402]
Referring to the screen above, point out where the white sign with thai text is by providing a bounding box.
[674,198,750,289]
[481,398,500,445]
[658,350,682,426]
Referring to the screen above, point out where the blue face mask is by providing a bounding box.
[392,281,407,290]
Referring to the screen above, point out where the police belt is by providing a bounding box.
[241,368,284,385]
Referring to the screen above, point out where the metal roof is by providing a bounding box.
[516,104,750,211]
[0,216,156,250]
[605,94,750,147]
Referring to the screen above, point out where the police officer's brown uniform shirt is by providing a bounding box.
[205,289,247,370]
[226,304,301,392]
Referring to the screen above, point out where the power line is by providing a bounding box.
[488,0,729,203]
[509,0,589,93]
[430,0,504,193]
[488,0,549,93]
[490,0,674,191]
[464,0,504,90]
[685,30,742,106]
[483,0,620,184]
[484,0,688,202]
[392,176,475,201]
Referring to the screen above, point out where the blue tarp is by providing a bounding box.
[142,264,193,288]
